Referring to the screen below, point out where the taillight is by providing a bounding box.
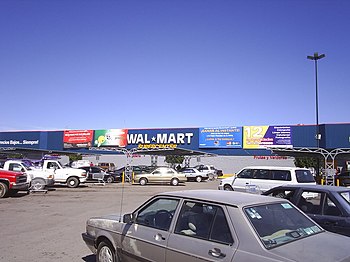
[82,171,87,177]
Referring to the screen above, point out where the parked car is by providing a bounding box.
[78,166,114,183]
[97,162,116,172]
[2,159,55,191]
[218,166,316,192]
[105,170,122,183]
[194,164,221,180]
[262,184,350,237]
[82,190,350,262]
[179,167,209,182]
[112,165,156,181]
[133,167,186,186]
[336,171,350,187]
[0,169,29,198]
[71,160,92,168]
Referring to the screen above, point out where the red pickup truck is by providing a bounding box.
[0,169,30,198]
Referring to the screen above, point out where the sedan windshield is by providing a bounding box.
[245,202,322,249]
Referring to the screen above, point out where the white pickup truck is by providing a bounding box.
[40,160,87,188]
[2,160,55,190]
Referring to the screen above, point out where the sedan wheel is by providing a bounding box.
[139,178,147,186]
[171,178,179,186]
[97,241,115,262]
[223,184,233,191]
[106,176,114,183]
[195,176,202,183]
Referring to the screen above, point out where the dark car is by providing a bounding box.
[106,170,122,182]
[263,184,350,237]
[78,166,114,183]
[337,171,350,187]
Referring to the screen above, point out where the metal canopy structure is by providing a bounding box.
[88,146,217,182]
[88,146,216,157]
[269,147,350,185]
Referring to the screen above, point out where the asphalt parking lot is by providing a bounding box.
[0,180,220,262]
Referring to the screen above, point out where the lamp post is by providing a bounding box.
[307,52,325,148]
[307,52,325,178]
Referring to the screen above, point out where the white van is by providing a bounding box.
[218,166,316,193]
[71,160,91,168]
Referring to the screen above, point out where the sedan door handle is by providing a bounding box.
[154,233,166,241]
[208,248,226,258]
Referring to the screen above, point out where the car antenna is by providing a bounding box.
[118,174,125,222]
[118,164,130,222]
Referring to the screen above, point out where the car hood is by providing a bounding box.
[87,214,123,228]
[270,232,350,262]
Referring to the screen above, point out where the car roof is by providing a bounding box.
[158,190,282,208]
[265,184,350,193]
[241,166,309,170]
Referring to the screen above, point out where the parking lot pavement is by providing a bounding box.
[0,180,220,262]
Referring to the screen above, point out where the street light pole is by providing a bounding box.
[307,52,325,179]
[307,52,325,148]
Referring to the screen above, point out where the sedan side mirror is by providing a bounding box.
[123,213,134,224]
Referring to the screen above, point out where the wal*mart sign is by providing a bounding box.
[126,128,197,149]
[243,126,292,149]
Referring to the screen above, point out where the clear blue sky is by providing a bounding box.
[1,0,349,131]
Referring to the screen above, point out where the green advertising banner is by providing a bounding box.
[93,129,128,147]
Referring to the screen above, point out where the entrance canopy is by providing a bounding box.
[88,146,217,157]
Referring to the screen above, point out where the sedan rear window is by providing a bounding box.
[340,191,350,204]
[245,202,322,249]
[175,201,233,245]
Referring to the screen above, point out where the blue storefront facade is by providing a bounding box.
[0,123,349,156]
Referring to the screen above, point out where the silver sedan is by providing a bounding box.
[132,167,186,186]
[82,190,350,262]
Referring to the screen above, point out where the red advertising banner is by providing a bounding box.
[63,130,94,148]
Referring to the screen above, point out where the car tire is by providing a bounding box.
[106,176,114,183]
[67,177,79,188]
[223,184,233,191]
[171,178,179,186]
[0,182,9,198]
[195,176,202,183]
[97,241,116,262]
[31,178,46,191]
[208,173,214,180]
[139,178,147,186]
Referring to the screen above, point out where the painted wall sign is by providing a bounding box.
[199,126,242,148]
[94,129,128,147]
[0,132,41,149]
[243,126,292,149]
[63,130,93,148]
